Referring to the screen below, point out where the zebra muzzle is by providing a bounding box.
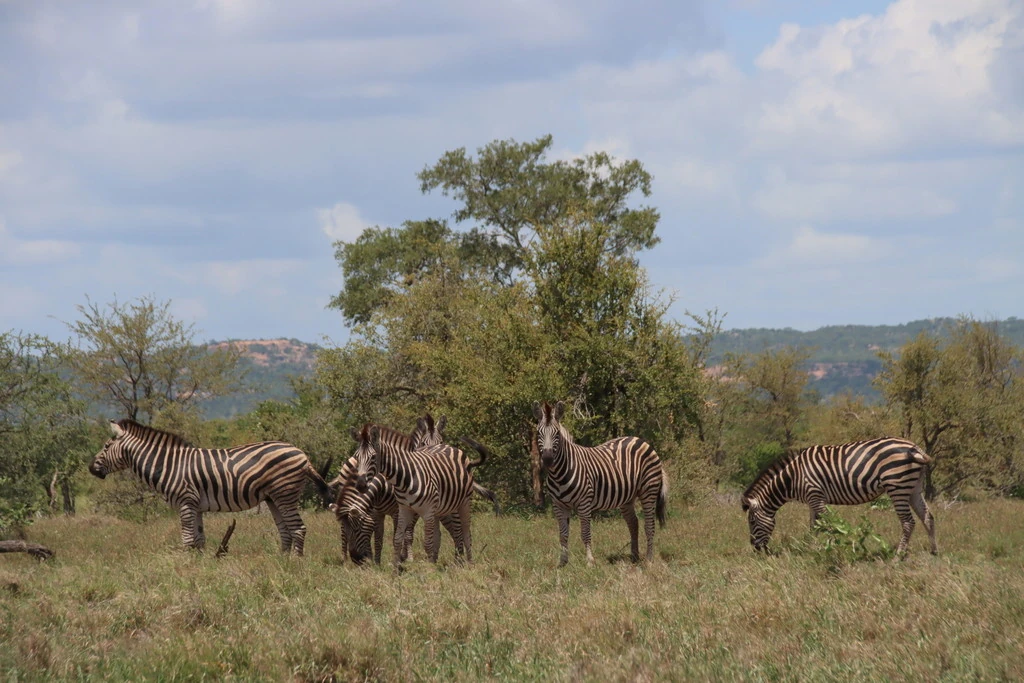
[355,475,368,493]
[88,462,106,479]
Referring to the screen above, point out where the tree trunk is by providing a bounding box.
[0,540,55,560]
[924,463,935,501]
[61,477,75,515]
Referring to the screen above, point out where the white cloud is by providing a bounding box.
[197,259,306,297]
[752,166,959,223]
[318,202,370,243]
[0,219,80,265]
[755,225,881,268]
[749,0,1024,157]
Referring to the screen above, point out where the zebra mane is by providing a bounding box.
[354,423,413,449]
[742,449,801,500]
[375,424,414,448]
[116,419,194,448]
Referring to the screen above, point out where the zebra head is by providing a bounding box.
[532,400,565,468]
[741,495,775,552]
[411,413,446,449]
[89,420,131,479]
[352,424,380,493]
[330,499,375,565]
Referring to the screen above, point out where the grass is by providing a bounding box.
[2,498,1024,681]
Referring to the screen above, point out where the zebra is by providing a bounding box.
[329,414,444,565]
[533,401,668,567]
[88,419,330,555]
[740,437,938,556]
[352,424,488,568]
[328,415,500,565]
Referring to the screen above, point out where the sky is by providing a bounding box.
[1,0,1021,345]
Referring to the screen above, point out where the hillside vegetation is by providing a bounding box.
[3,500,1023,680]
[200,318,1024,418]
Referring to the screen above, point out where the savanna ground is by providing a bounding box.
[2,497,1023,681]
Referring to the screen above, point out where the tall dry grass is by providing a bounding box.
[2,498,1023,681]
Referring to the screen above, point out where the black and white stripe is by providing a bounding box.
[533,401,668,567]
[353,424,487,568]
[329,415,445,565]
[740,437,937,555]
[89,419,329,554]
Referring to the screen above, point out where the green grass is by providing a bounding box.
[2,499,1024,681]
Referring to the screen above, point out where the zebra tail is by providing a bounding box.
[910,447,932,465]
[459,436,490,473]
[656,475,669,528]
[472,482,502,515]
[305,462,332,509]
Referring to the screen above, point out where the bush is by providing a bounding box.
[812,508,894,570]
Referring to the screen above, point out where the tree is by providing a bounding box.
[322,137,716,502]
[63,295,244,427]
[876,319,1024,498]
[1,332,90,532]
[330,136,660,326]
[718,346,815,485]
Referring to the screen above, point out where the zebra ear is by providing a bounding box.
[553,401,565,421]
[532,402,543,421]
[350,428,361,442]
[436,415,447,434]
[109,420,125,438]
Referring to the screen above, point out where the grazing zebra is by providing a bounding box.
[328,415,499,565]
[740,437,938,556]
[89,419,330,554]
[329,415,444,564]
[353,424,487,568]
[533,401,668,567]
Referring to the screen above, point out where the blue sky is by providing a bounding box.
[1,0,1021,344]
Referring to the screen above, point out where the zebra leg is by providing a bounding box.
[423,511,441,564]
[807,493,827,530]
[178,504,202,550]
[640,492,658,562]
[440,515,463,562]
[891,496,916,558]
[374,513,385,565]
[264,500,294,554]
[405,513,419,562]
[458,500,472,564]
[195,511,207,550]
[621,503,640,563]
[394,507,416,570]
[554,502,571,567]
[910,484,938,555]
[579,509,595,566]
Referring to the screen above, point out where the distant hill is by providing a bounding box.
[708,317,1024,400]
[200,318,1024,417]
[202,339,320,419]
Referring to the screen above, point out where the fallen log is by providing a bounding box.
[0,540,55,560]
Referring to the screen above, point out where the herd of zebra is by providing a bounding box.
[88,400,938,566]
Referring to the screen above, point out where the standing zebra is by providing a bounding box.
[741,437,938,556]
[353,424,487,568]
[89,419,330,554]
[533,401,668,567]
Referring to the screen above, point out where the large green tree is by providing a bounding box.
[322,137,714,502]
